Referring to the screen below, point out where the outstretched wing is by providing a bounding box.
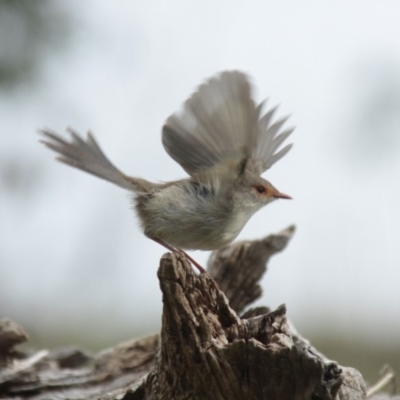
[162,71,294,177]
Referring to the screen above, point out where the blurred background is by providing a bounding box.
[1,0,399,384]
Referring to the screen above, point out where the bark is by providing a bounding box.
[0,225,389,400]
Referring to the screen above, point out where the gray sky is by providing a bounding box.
[1,1,400,346]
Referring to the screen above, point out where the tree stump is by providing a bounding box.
[0,226,388,399]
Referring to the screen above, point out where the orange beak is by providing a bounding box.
[273,191,292,200]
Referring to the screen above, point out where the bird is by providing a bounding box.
[40,71,294,273]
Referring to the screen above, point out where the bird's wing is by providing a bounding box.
[162,71,294,177]
[248,101,294,174]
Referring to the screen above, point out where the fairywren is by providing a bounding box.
[40,71,293,273]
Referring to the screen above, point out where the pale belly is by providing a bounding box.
[134,187,253,251]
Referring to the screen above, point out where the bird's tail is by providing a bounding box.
[40,127,149,192]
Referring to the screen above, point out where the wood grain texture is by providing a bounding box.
[0,227,377,400]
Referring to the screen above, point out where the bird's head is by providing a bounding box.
[234,172,291,213]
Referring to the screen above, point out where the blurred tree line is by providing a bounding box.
[0,0,70,90]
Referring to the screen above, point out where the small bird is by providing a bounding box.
[40,71,293,273]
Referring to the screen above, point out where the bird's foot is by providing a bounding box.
[151,237,219,289]
[176,249,219,291]
[177,250,207,274]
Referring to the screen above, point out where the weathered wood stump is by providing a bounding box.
[0,226,384,399]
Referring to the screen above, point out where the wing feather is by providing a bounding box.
[162,71,294,176]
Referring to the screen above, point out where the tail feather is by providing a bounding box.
[40,127,145,192]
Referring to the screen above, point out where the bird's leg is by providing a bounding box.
[151,237,178,254]
[178,250,207,274]
[151,237,207,274]
[177,249,219,291]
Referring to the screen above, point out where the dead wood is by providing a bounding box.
[0,226,384,400]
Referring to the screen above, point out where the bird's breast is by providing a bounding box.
[134,181,249,250]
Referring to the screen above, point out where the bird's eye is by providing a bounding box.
[256,185,266,194]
